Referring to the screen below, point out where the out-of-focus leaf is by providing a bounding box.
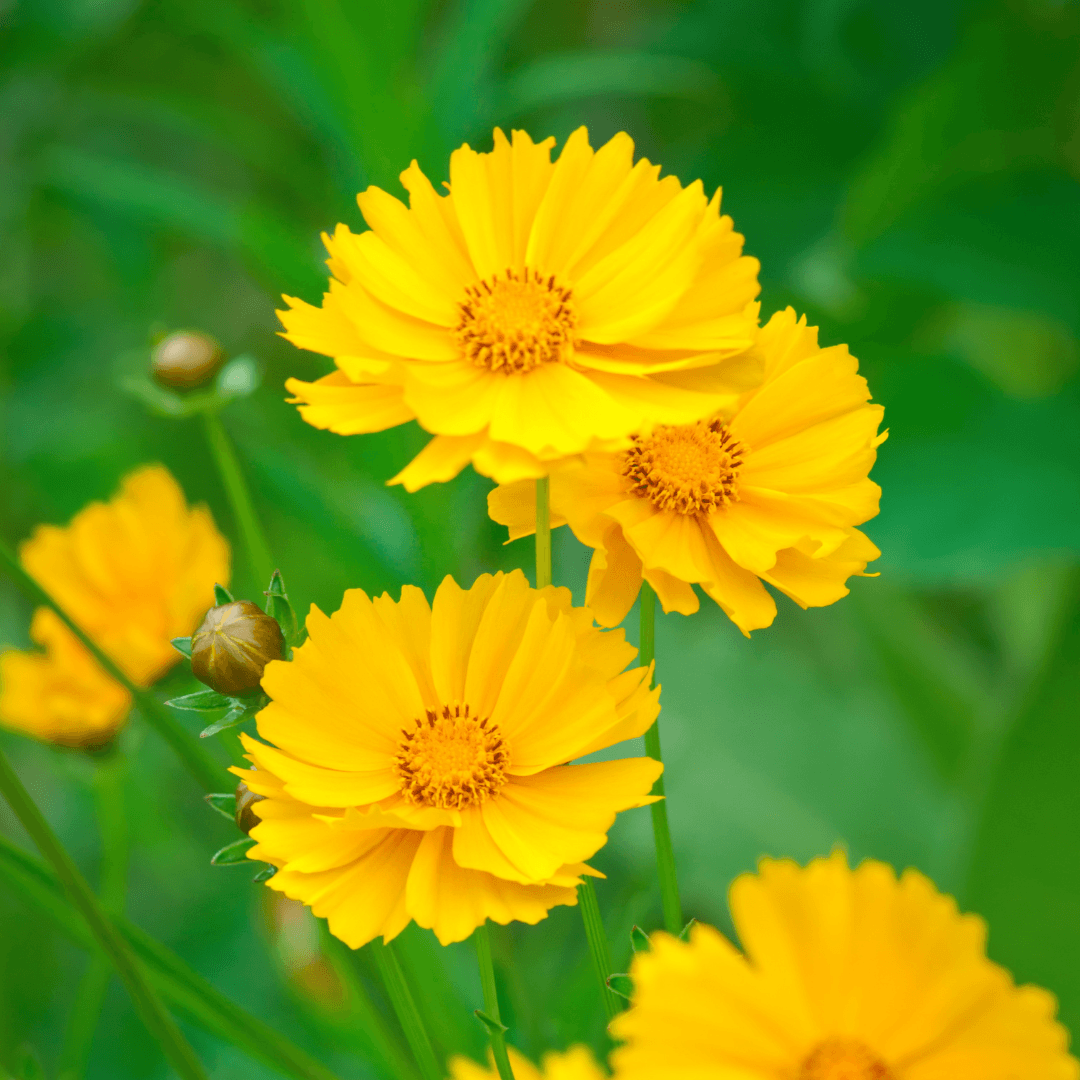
[629,926,650,953]
[171,637,193,659]
[214,584,234,606]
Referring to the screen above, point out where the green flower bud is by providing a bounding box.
[190,600,285,696]
[152,331,223,389]
[234,780,265,835]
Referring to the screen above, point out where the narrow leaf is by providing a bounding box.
[204,794,237,820]
[265,569,298,643]
[630,925,650,953]
[252,864,278,884]
[211,838,256,866]
[171,637,193,658]
[679,919,697,942]
[214,583,234,606]
[200,703,259,739]
[606,974,634,1000]
[166,688,231,712]
[473,1009,507,1036]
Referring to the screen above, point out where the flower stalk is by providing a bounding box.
[0,745,209,1080]
[535,476,551,590]
[474,923,516,1080]
[0,538,224,792]
[639,583,683,935]
[371,940,442,1080]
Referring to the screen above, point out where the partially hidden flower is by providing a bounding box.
[281,126,763,490]
[610,852,1078,1080]
[1,465,230,747]
[451,1045,604,1080]
[489,308,885,635]
[234,569,662,947]
[0,609,132,748]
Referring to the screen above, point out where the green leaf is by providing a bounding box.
[630,925,650,953]
[265,569,298,643]
[252,864,278,884]
[214,583,234,606]
[606,974,634,1000]
[15,1047,46,1080]
[215,354,261,399]
[211,838,257,866]
[679,919,697,942]
[204,793,237,820]
[199,702,259,739]
[473,1009,507,1036]
[171,636,193,658]
[165,688,231,712]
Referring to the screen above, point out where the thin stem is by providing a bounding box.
[576,879,620,1022]
[60,754,129,1080]
[0,539,223,792]
[639,582,683,935]
[0,746,208,1080]
[203,411,275,590]
[534,476,551,590]
[371,940,442,1080]
[474,923,515,1080]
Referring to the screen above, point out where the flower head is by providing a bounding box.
[489,308,885,635]
[451,1045,604,1080]
[19,464,230,686]
[234,569,662,947]
[0,609,131,748]
[281,127,762,489]
[610,853,1078,1080]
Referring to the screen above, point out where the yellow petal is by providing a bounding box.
[285,371,415,435]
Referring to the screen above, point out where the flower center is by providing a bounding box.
[395,704,509,810]
[456,268,577,374]
[623,418,746,516]
[799,1039,895,1080]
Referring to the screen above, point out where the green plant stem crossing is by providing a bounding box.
[371,940,443,1080]
[474,923,515,1080]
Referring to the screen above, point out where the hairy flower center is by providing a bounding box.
[456,268,577,374]
[623,418,746,516]
[799,1039,895,1080]
[395,704,509,810]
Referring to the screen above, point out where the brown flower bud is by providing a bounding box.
[152,331,223,389]
[235,780,266,835]
[190,600,284,696]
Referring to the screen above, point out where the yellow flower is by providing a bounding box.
[610,853,1078,1080]
[233,569,662,948]
[489,308,885,635]
[0,609,132,748]
[281,126,763,490]
[451,1045,604,1080]
[19,464,230,686]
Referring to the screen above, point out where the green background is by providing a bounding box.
[2,0,1080,1076]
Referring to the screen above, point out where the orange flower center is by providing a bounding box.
[799,1039,895,1080]
[456,269,577,374]
[395,704,509,810]
[623,418,746,516]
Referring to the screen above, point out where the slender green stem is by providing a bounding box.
[0,539,223,792]
[474,923,515,1080]
[638,582,683,935]
[576,879,621,1022]
[371,940,442,1080]
[60,754,130,1080]
[0,746,208,1080]
[203,411,275,589]
[534,476,551,589]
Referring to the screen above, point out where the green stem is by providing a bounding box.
[576,878,620,1022]
[0,746,208,1080]
[60,753,130,1080]
[534,477,551,589]
[474,923,515,1080]
[203,411,275,590]
[638,582,683,935]
[371,940,442,1080]
[0,539,223,792]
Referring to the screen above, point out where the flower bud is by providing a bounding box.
[190,600,285,696]
[152,331,223,389]
[234,780,265,835]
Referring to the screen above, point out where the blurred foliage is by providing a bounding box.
[2,0,1080,1076]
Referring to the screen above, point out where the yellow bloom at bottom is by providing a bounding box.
[0,609,131,748]
[451,1045,604,1080]
[610,852,1077,1080]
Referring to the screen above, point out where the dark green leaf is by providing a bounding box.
[606,974,634,1000]
[200,703,259,739]
[214,583,234,606]
[205,793,237,820]
[679,919,697,942]
[630,925,650,953]
[171,636,193,658]
[211,838,257,866]
[166,688,231,712]
[265,569,298,643]
[473,1009,507,1036]
[252,865,278,884]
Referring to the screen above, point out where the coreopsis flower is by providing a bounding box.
[610,853,1078,1080]
[489,308,885,635]
[234,570,662,947]
[281,126,763,490]
[19,464,230,686]
[451,1046,604,1080]
[0,609,131,748]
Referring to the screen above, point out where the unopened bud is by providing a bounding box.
[190,600,285,696]
[152,331,223,389]
[235,780,265,835]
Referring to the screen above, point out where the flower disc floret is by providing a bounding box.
[800,1040,894,1080]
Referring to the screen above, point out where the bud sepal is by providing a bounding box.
[210,837,257,866]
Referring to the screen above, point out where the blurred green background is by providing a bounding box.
[2,0,1080,1076]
